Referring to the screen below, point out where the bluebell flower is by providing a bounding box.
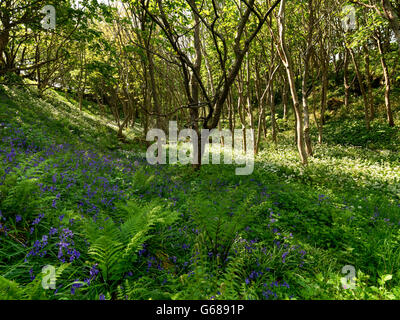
[29,268,35,281]
[71,282,83,295]
[49,227,58,236]
[32,213,44,225]
[42,235,48,246]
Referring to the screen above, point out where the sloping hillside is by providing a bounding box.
[1,84,400,300]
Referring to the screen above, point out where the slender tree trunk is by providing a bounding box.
[237,74,247,153]
[270,81,277,144]
[344,47,350,111]
[229,90,236,147]
[301,0,314,157]
[78,46,87,112]
[312,74,323,144]
[349,47,370,130]
[0,9,11,74]
[277,0,308,165]
[246,53,255,150]
[255,97,265,154]
[376,32,395,127]
[189,0,203,169]
[282,73,289,121]
[255,61,263,154]
[147,49,162,129]
[320,49,328,126]
[363,44,374,120]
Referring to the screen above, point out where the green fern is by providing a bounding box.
[189,191,258,264]
[85,201,178,287]
[0,277,25,300]
[117,278,172,300]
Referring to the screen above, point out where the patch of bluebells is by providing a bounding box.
[245,270,264,285]
[0,222,9,237]
[56,228,81,263]
[84,264,99,285]
[49,227,58,236]
[71,281,84,295]
[262,281,290,300]
[138,244,147,256]
[29,268,35,281]
[0,121,312,300]
[32,213,45,226]
[25,234,50,261]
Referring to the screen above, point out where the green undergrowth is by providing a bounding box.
[0,83,400,300]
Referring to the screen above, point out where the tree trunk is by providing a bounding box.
[320,49,328,126]
[312,75,323,144]
[349,47,370,130]
[301,0,314,157]
[363,44,374,120]
[189,0,203,169]
[237,74,247,153]
[376,32,395,127]
[246,53,255,150]
[344,47,350,111]
[277,0,308,165]
[270,81,277,144]
[282,72,289,121]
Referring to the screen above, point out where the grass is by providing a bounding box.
[0,83,400,300]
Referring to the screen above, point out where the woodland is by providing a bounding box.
[0,0,400,300]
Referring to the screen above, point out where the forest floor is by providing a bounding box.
[0,84,400,300]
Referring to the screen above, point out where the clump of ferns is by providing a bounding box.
[83,200,178,295]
